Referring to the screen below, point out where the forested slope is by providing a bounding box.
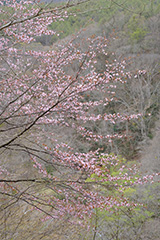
[0,0,159,239]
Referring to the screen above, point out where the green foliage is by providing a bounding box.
[2,0,159,46]
[123,187,136,196]
[89,204,154,240]
[127,15,148,43]
[34,0,160,45]
[86,154,157,239]
[45,164,55,174]
[86,154,140,197]
[49,14,91,43]
[129,27,147,42]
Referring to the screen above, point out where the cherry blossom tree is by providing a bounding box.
[0,1,158,238]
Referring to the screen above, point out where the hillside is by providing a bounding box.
[0,0,160,239]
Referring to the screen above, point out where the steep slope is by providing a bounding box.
[140,114,160,174]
